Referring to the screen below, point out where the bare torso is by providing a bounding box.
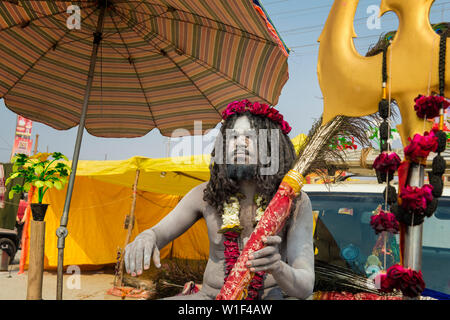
[155,181,313,300]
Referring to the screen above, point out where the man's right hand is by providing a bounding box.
[124,229,161,276]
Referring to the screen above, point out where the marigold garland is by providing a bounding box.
[220,195,268,300]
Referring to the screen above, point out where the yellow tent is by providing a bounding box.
[28,135,307,269]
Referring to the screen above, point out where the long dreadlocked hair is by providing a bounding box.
[203,112,297,214]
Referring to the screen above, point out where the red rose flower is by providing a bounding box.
[398,269,425,298]
[221,100,292,134]
[377,265,426,297]
[281,120,292,134]
[370,210,399,234]
[373,152,401,174]
[404,131,438,162]
[267,108,283,123]
[414,94,450,119]
[387,264,404,282]
[399,185,434,214]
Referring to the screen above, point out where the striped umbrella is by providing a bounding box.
[0,0,289,300]
[0,0,289,137]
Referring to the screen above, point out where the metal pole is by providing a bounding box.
[403,163,424,300]
[56,5,106,300]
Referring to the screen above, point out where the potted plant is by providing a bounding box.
[6,152,71,221]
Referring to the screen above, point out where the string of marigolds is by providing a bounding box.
[371,28,450,298]
[371,42,401,242]
[219,195,268,300]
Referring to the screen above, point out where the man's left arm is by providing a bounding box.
[247,191,315,299]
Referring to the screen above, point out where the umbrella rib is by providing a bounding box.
[113,7,272,109]
[113,7,222,118]
[98,6,171,47]
[108,9,158,129]
[116,5,278,48]
[2,6,99,98]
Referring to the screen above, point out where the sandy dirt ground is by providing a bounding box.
[0,250,141,300]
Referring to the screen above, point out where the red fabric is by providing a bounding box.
[16,199,27,221]
[317,291,402,300]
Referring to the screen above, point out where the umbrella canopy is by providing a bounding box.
[0,0,290,300]
[0,0,289,137]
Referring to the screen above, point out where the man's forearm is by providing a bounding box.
[271,261,314,299]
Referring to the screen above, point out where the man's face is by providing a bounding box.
[226,115,257,165]
[213,114,281,179]
[225,115,258,180]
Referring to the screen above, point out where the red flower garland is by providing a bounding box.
[376,264,426,298]
[370,210,399,235]
[223,231,265,300]
[403,131,438,163]
[372,152,401,174]
[414,94,450,119]
[399,184,434,215]
[223,231,240,277]
[222,99,292,134]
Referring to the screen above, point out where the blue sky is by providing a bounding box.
[0,0,449,162]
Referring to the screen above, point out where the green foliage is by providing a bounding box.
[6,152,71,204]
[368,126,399,148]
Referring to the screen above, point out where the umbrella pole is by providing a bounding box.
[56,4,106,300]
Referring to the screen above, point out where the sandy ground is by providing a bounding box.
[0,250,139,300]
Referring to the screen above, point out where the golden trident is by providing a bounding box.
[318,0,449,146]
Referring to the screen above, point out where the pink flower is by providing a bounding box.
[221,100,292,135]
[375,265,425,297]
[404,131,438,162]
[249,102,268,115]
[414,95,450,119]
[370,210,399,234]
[399,185,434,214]
[267,108,283,123]
[402,270,426,298]
[373,152,401,173]
[281,120,292,134]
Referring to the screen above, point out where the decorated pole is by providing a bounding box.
[315,0,449,300]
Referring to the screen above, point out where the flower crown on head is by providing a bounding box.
[221,99,292,135]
